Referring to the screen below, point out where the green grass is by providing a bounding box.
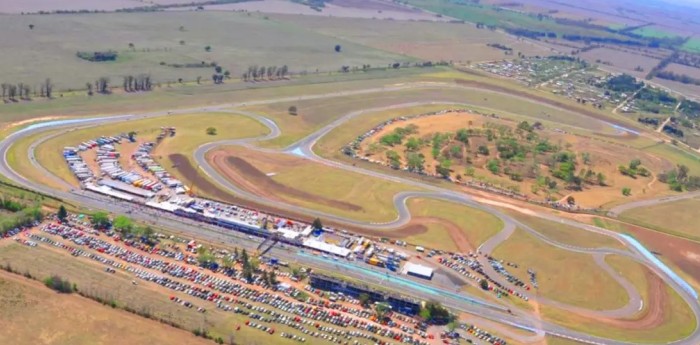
[34,112,267,187]
[0,67,434,129]
[503,211,626,250]
[631,27,679,39]
[605,255,650,313]
[7,128,70,191]
[682,38,700,53]
[620,198,700,240]
[405,0,627,39]
[405,198,504,251]
[0,11,408,89]
[492,229,629,310]
[642,143,700,175]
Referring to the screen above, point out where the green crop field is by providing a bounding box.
[631,27,679,39]
[0,11,407,89]
[682,38,700,53]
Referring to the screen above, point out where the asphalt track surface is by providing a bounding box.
[2,84,699,345]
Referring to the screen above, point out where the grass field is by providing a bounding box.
[682,38,700,53]
[0,11,408,89]
[271,14,550,62]
[6,128,70,191]
[243,81,612,148]
[540,284,696,343]
[31,112,267,187]
[0,68,433,129]
[404,198,503,251]
[503,211,625,250]
[605,255,651,314]
[620,198,700,240]
[0,269,212,345]
[208,145,423,223]
[631,27,679,39]
[492,229,629,310]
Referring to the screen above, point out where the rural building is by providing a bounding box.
[402,262,434,280]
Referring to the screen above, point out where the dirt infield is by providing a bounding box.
[603,269,666,329]
[220,155,363,212]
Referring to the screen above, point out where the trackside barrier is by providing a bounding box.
[620,233,698,300]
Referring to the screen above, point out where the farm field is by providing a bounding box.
[663,63,700,80]
[207,145,423,223]
[403,198,504,252]
[0,269,212,345]
[620,198,700,240]
[31,112,267,188]
[0,11,407,89]
[0,0,138,13]
[271,14,551,62]
[491,229,629,310]
[201,0,444,21]
[631,27,679,39]
[578,47,662,79]
[682,38,700,53]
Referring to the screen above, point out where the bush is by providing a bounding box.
[43,275,75,293]
[206,127,217,135]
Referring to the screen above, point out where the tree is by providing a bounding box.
[29,24,34,30]
[57,205,68,222]
[197,247,215,265]
[374,302,391,321]
[204,45,212,52]
[113,215,133,233]
[595,172,607,186]
[43,78,53,98]
[622,187,632,196]
[128,43,135,50]
[288,106,298,116]
[86,82,93,96]
[206,127,217,135]
[480,279,489,290]
[436,159,452,178]
[486,159,500,174]
[312,218,323,230]
[334,44,342,52]
[358,293,371,308]
[477,145,490,156]
[566,195,575,205]
[91,211,110,229]
[268,271,277,286]
[406,152,425,173]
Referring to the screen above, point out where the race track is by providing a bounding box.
[2,83,699,345]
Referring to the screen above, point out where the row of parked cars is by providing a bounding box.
[437,254,529,302]
[34,222,431,345]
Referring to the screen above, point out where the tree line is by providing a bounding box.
[1,78,53,101]
[121,75,153,92]
[242,65,289,82]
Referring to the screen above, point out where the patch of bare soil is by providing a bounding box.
[210,151,363,212]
